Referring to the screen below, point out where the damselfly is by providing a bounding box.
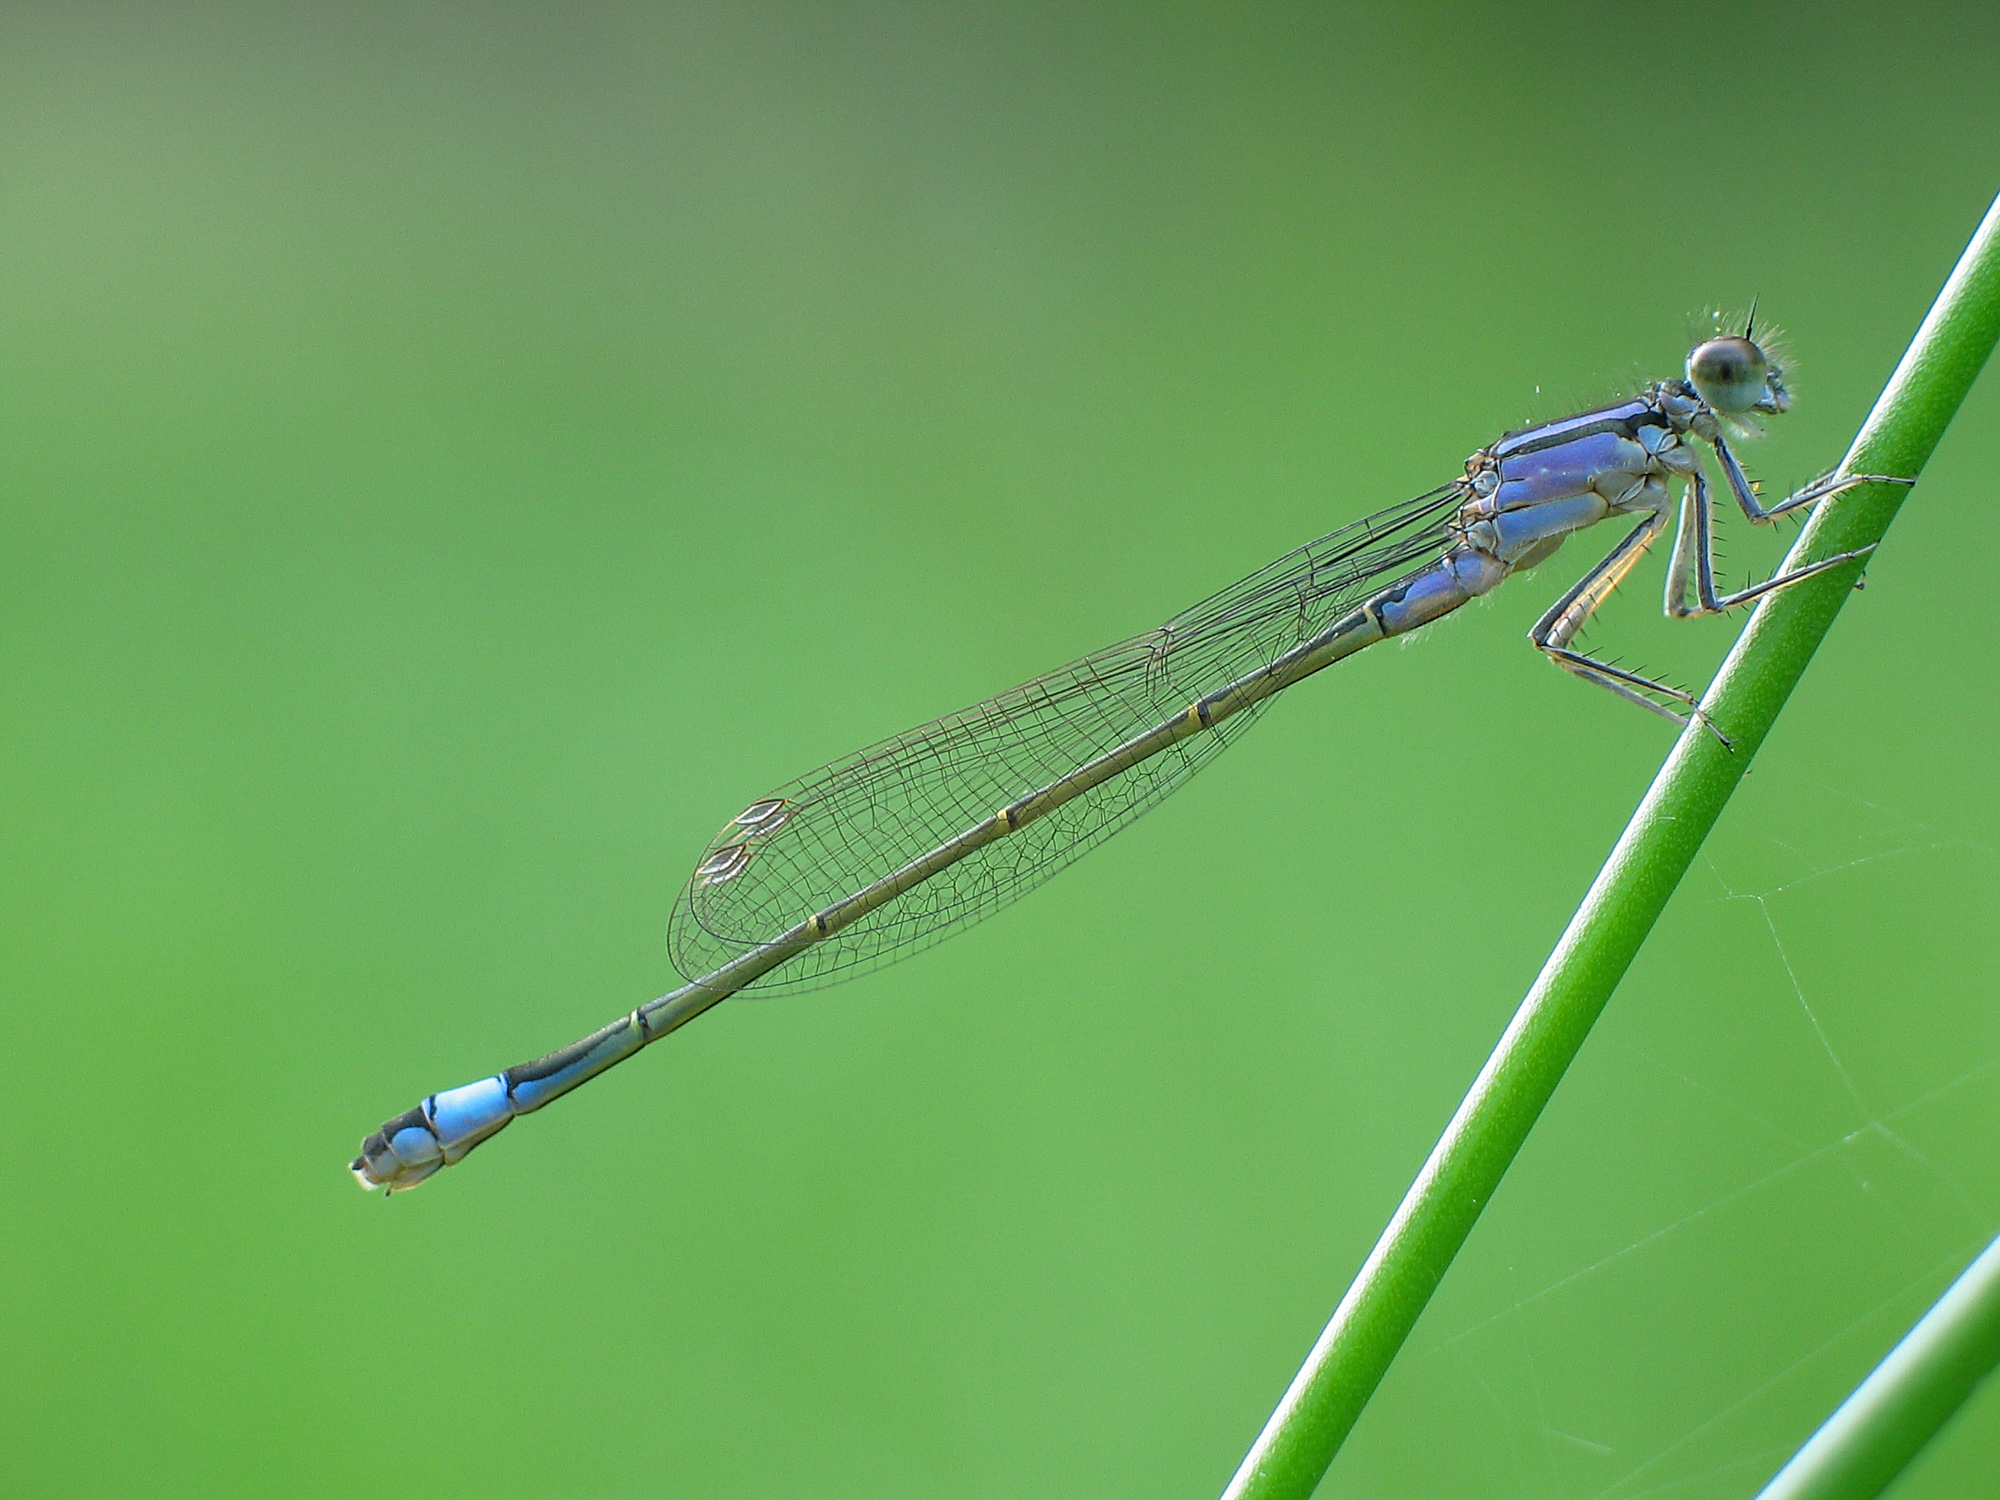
[353,320,1910,1191]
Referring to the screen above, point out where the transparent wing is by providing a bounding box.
[668,485,1463,994]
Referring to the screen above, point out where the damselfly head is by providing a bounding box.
[1686,333,1790,417]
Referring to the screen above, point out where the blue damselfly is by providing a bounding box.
[353,321,1909,1191]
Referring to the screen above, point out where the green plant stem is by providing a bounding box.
[1754,1228,2000,1500]
[1221,189,2000,1500]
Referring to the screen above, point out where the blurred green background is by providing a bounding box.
[6,5,2000,1496]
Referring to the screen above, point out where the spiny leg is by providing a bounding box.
[1711,431,1912,524]
[1666,466,1877,619]
[1527,508,1724,737]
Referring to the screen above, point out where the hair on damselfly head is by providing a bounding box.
[1684,303,1793,435]
[1685,303,1791,362]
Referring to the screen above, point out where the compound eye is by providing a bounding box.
[1686,335,1770,414]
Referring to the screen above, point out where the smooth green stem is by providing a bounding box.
[1754,1229,2000,1500]
[1222,189,2000,1500]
